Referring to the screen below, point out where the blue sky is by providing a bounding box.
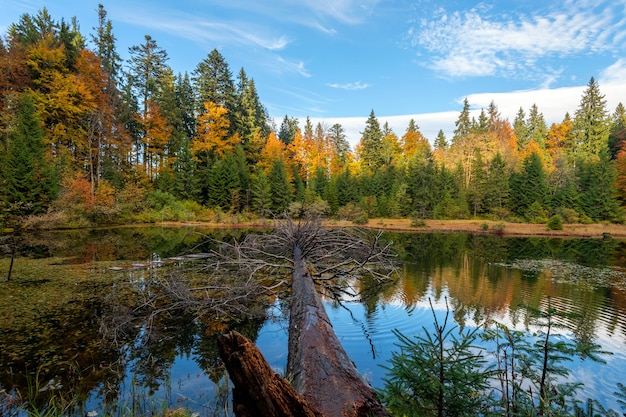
[3,0,626,147]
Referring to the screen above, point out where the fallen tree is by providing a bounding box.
[104,217,396,416]
[215,218,395,416]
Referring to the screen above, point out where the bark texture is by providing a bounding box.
[218,330,322,417]
[286,245,389,417]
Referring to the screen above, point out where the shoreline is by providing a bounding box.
[156,218,626,239]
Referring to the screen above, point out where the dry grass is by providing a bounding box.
[160,218,626,238]
[330,218,626,238]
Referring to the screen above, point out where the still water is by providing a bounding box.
[1,227,625,415]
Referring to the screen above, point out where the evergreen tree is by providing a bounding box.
[577,149,620,221]
[193,49,236,129]
[91,4,121,83]
[573,77,610,159]
[2,93,56,215]
[250,169,272,216]
[206,152,241,210]
[474,109,489,135]
[453,98,472,141]
[468,148,486,216]
[359,109,383,170]
[483,152,509,215]
[514,107,529,149]
[172,138,199,200]
[434,129,448,150]
[608,102,626,159]
[269,158,292,212]
[176,72,196,140]
[510,152,548,218]
[527,104,548,148]
[235,68,269,143]
[128,35,169,117]
[328,123,350,162]
[277,115,299,145]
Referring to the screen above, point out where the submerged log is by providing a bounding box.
[218,330,322,417]
[287,245,389,417]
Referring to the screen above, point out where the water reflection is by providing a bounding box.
[1,228,626,415]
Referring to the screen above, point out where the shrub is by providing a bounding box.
[556,207,579,223]
[547,214,564,230]
[480,222,489,231]
[337,203,366,222]
[352,213,369,225]
[410,212,427,227]
[492,222,506,235]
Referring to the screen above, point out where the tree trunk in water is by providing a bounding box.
[286,245,389,417]
[218,330,322,417]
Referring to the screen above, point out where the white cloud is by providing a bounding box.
[116,9,290,51]
[276,56,311,78]
[326,81,370,90]
[302,68,626,150]
[412,1,626,79]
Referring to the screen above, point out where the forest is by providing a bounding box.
[2,6,626,229]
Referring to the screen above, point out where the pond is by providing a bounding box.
[1,227,625,415]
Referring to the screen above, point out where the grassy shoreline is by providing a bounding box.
[154,218,626,238]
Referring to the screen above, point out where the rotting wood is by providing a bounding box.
[218,330,322,417]
[286,245,389,417]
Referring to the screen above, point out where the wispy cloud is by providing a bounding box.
[600,59,626,85]
[326,81,370,90]
[116,9,290,51]
[276,56,311,78]
[410,1,626,79]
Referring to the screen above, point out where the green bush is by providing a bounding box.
[547,214,564,230]
[556,207,579,223]
[480,222,489,231]
[337,203,366,222]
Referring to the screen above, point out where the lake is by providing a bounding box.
[1,227,625,415]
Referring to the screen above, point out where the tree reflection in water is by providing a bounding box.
[1,228,625,415]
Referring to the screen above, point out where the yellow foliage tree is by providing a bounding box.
[193,100,238,158]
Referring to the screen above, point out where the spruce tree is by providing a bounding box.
[527,104,548,148]
[250,170,272,216]
[513,107,529,149]
[359,109,383,171]
[509,152,548,218]
[193,49,236,129]
[277,115,299,145]
[453,98,472,141]
[269,159,292,213]
[2,92,55,215]
[484,152,509,215]
[573,77,610,159]
[434,130,448,150]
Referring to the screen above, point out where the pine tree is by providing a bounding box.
[527,104,548,148]
[434,130,448,150]
[577,149,620,221]
[172,138,199,201]
[359,109,383,170]
[206,152,241,210]
[250,169,272,216]
[91,4,121,83]
[468,148,486,216]
[453,98,472,141]
[573,77,610,159]
[269,158,292,213]
[514,107,529,149]
[608,102,626,159]
[328,123,350,163]
[483,152,509,215]
[510,152,548,218]
[2,92,56,215]
[193,49,236,129]
[278,115,299,145]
